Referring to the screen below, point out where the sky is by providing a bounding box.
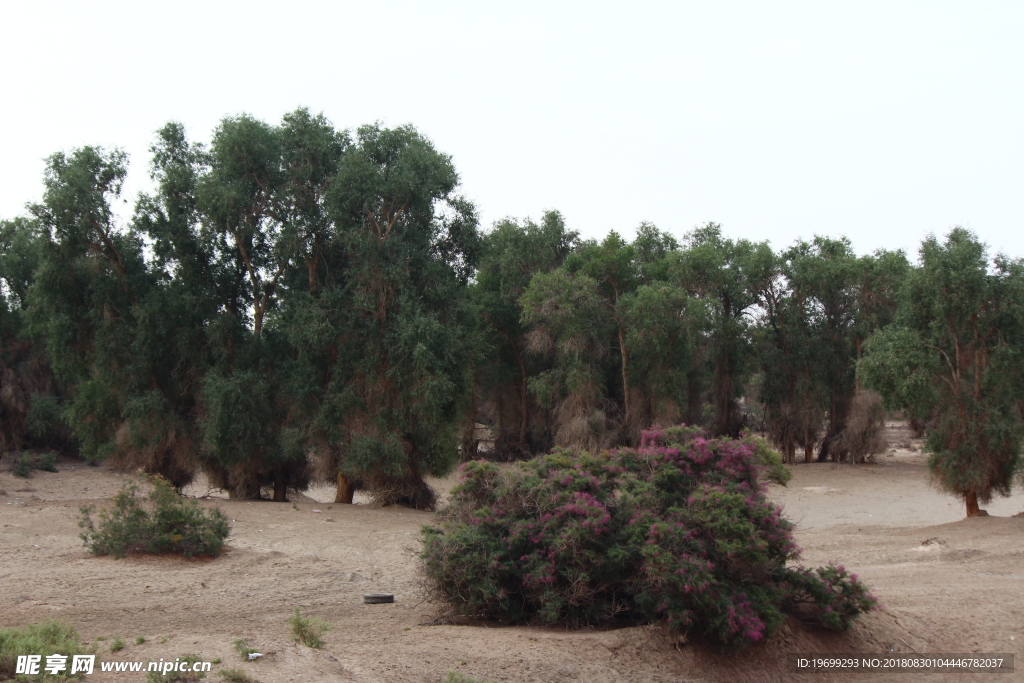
[2,1,1022,259]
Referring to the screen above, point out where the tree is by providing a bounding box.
[23,146,157,468]
[671,224,774,436]
[520,269,612,449]
[861,228,1024,516]
[783,237,861,461]
[619,281,704,432]
[756,249,824,464]
[569,232,642,436]
[0,217,60,453]
[310,123,480,508]
[472,211,578,455]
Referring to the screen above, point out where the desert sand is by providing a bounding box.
[2,423,1022,683]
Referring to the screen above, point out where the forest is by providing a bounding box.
[1,108,1022,516]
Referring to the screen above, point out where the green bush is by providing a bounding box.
[219,668,258,683]
[422,425,876,650]
[10,451,59,478]
[443,673,490,683]
[0,621,89,681]
[288,608,329,649]
[144,655,206,682]
[12,453,33,478]
[232,639,258,661]
[109,637,125,653]
[78,477,230,559]
[747,435,791,486]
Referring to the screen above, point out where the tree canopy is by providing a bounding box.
[1,110,1021,514]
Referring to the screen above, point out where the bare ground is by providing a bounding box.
[2,423,1022,683]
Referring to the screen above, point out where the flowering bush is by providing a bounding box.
[421,426,877,649]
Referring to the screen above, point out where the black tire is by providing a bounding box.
[363,593,394,604]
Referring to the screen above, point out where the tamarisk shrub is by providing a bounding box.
[421,426,876,649]
[79,476,230,558]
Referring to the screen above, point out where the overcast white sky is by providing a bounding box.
[2,1,1022,259]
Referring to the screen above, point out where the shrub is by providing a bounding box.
[12,453,32,478]
[288,608,329,649]
[144,655,206,682]
[219,668,259,683]
[78,476,230,559]
[109,637,125,653]
[747,435,791,486]
[232,639,258,661]
[37,451,58,472]
[10,451,59,478]
[0,621,89,681]
[422,425,877,650]
[444,673,490,683]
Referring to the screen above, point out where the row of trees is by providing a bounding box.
[2,109,1022,513]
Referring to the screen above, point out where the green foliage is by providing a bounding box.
[135,636,146,645]
[10,451,57,478]
[78,477,230,558]
[422,427,874,650]
[861,228,1024,511]
[5,108,1017,513]
[747,436,791,486]
[0,621,89,682]
[782,564,882,631]
[232,640,258,661]
[12,453,33,478]
[288,608,329,649]
[219,668,259,683]
[671,224,775,436]
[443,673,490,683]
[109,637,125,653]
[144,655,206,682]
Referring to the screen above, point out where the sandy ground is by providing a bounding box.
[2,423,1023,683]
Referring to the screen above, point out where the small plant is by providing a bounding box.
[422,425,877,650]
[444,673,490,683]
[12,453,33,478]
[211,658,221,665]
[10,451,59,478]
[78,476,230,559]
[219,668,259,683]
[37,452,58,472]
[0,621,89,681]
[288,608,329,649]
[135,636,147,645]
[109,637,125,653]
[747,435,791,485]
[144,655,206,682]
[232,639,258,661]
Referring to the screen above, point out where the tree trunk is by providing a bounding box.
[461,384,479,462]
[965,491,987,517]
[272,475,287,502]
[818,389,850,461]
[854,336,862,392]
[618,324,633,438]
[509,339,530,447]
[804,442,814,464]
[335,473,354,504]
